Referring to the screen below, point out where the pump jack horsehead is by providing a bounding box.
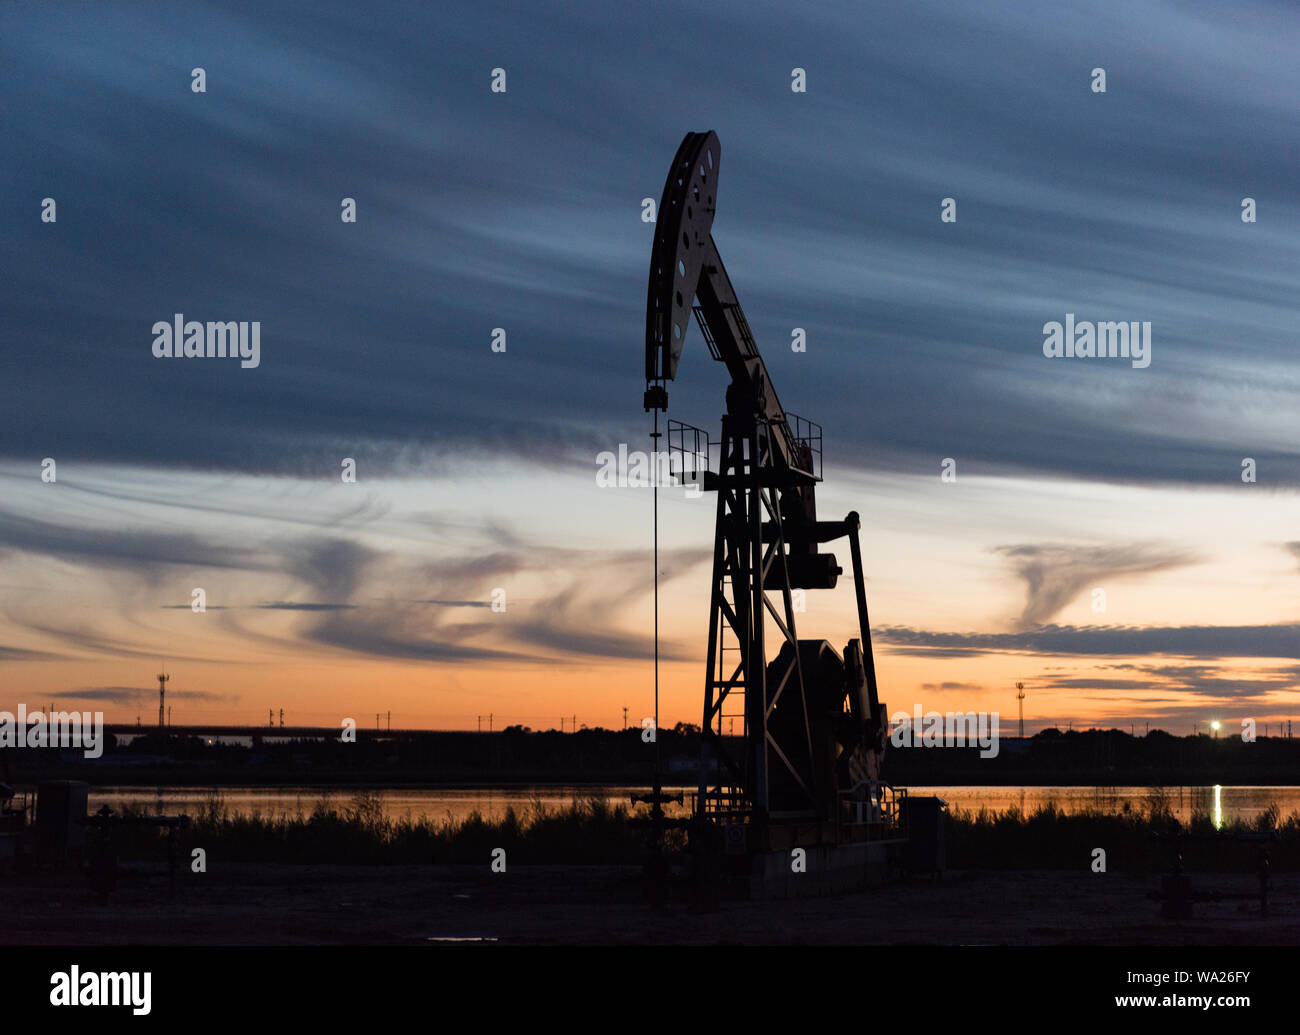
[644,131,892,856]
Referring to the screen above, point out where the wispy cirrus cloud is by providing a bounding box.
[879,623,1300,660]
[52,686,239,704]
[0,643,66,662]
[994,542,1199,629]
[0,1,1297,485]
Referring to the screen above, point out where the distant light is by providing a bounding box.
[1210,721,1220,732]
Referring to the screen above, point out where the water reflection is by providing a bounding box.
[86,783,1295,826]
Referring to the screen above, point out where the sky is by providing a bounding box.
[1,0,1298,734]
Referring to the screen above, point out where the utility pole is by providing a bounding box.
[168,706,172,728]
[376,713,381,730]
[623,706,628,730]
[279,708,284,728]
[488,713,493,733]
[1016,682,1025,740]
[156,670,169,730]
[387,711,391,731]
[269,709,273,727]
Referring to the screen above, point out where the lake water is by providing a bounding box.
[88,783,1300,827]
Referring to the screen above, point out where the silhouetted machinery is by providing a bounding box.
[644,132,901,880]
[0,749,30,872]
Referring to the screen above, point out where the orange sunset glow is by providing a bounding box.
[4,458,1299,736]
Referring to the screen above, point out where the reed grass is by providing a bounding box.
[109,789,642,864]
[105,789,1300,871]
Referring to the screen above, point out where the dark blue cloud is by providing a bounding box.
[1,0,1296,487]
[880,622,1300,659]
[53,685,236,703]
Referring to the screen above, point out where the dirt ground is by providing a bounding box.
[2,864,1296,945]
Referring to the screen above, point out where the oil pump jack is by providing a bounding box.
[643,132,897,878]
